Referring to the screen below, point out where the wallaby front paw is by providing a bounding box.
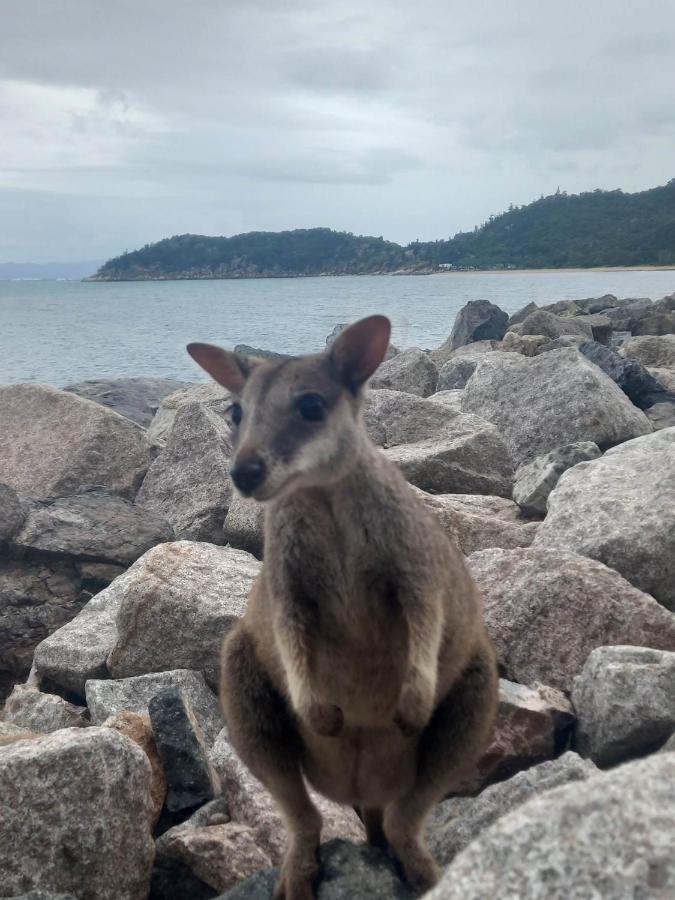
[303,700,344,737]
[394,682,433,735]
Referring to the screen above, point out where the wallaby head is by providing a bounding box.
[187,315,391,501]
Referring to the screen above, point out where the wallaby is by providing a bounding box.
[187,316,498,900]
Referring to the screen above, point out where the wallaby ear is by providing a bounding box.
[186,343,255,395]
[329,315,391,391]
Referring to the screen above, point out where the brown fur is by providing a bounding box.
[188,317,498,899]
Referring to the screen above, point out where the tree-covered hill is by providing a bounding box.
[90,180,675,280]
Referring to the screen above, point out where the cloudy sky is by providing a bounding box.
[2,0,675,262]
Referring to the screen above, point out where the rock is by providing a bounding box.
[233,345,289,361]
[103,710,167,828]
[326,324,399,359]
[425,390,463,413]
[0,384,152,499]
[461,349,652,467]
[149,686,220,813]
[469,680,575,789]
[446,299,509,351]
[436,357,477,390]
[574,293,620,314]
[0,727,154,900]
[369,348,438,397]
[584,313,613,345]
[86,669,223,747]
[137,402,233,543]
[533,334,587,353]
[578,340,670,409]
[209,730,364,864]
[33,563,134,697]
[4,685,89,732]
[501,332,552,356]
[426,752,675,900]
[649,366,675,392]
[222,496,265,559]
[604,297,654,332]
[147,382,231,445]
[414,490,538,555]
[365,390,513,497]
[512,442,601,516]
[107,542,258,689]
[518,309,593,341]
[572,645,675,767]
[633,293,675,335]
[0,482,25,543]
[218,839,413,900]
[621,333,675,368]
[469,547,675,692]
[507,301,538,326]
[63,376,187,427]
[535,428,675,609]
[427,752,596,866]
[1,557,84,702]
[13,488,174,565]
[660,732,675,754]
[540,299,584,317]
[645,399,675,429]
[77,561,127,589]
[154,812,271,899]
[9,892,78,900]
[0,721,42,747]
[430,339,502,369]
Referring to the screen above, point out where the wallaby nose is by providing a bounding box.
[231,457,266,495]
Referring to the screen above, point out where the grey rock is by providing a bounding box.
[86,669,223,747]
[436,356,477,390]
[430,339,502,369]
[574,293,620,314]
[583,313,613,345]
[507,301,539,325]
[216,839,413,900]
[660,732,675,754]
[414,490,538,555]
[425,390,463,413]
[461,349,652,467]
[136,403,233,543]
[539,299,584,317]
[633,292,675,335]
[426,753,675,900]
[76,561,127,589]
[535,428,675,609]
[469,547,675,692]
[578,340,670,409]
[369,348,438,397]
[645,399,675,430]
[149,686,220,813]
[604,297,654,332]
[365,389,513,497]
[223,495,265,559]
[13,488,174,565]
[1,557,84,702]
[0,384,152,499]
[147,382,231,445]
[0,727,154,900]
[33,563,135,697]
[233,344,289,361]
[209,730,364,865]
[9,892,78,900]
[428,752,597,866]
[0,721,39,746]
[648,366,675,392]
[572,645,675,767]
[0,482,24,542]
[518,309,593,340]
[63,376,187,427]
[621,333,675,368]
[501,332,552,356]
[447,299,509,351]
[512,442,601,516]
[4,684,89,732]
[107,542,258,689]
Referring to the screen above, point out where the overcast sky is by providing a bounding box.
[2,0,675,262]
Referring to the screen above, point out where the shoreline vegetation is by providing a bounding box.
[87,180,675,282]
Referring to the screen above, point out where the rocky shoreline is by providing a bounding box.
[1,291,675,898]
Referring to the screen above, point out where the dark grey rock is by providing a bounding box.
[137,402,233,543]
[0,482,24,543]
[86,669,223,747]
[0,557,84,702]
[604,297,654,332]
[369,348,438,397]
[149,686,220,813]
[578,341,672,409]
[447,299,508,350]
[583,313,613,345]
[572,645,675,767]
[13,488,174,565]
[437,357,478,390]
[4,684,89,732]
[574,294,620,314]
[507,301,538,326]
[63,377,188,427]
[217,839,413,899]
[11,892,78,900]
[427,752,597,866]
[512,442,601,516]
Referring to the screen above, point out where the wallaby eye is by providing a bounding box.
[297,393,326,422]
[229,402,243,427]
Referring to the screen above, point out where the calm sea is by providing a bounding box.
[1,271,674,385]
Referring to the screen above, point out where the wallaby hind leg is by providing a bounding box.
[383,643,498,895]
[221,625,322,900]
